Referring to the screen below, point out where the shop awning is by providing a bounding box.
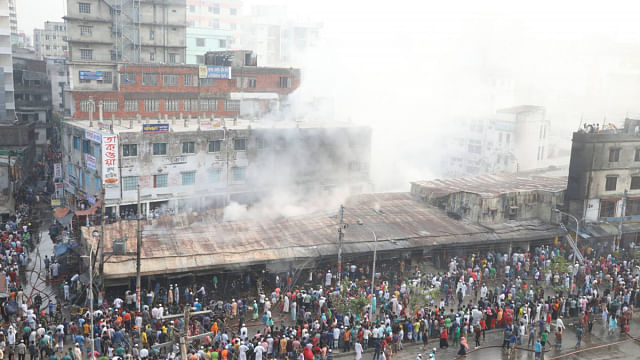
[564,223,592,239]
[54,208,70,218]
[76,200,101,216]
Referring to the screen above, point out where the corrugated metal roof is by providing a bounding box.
[82,193,565,280]
[412,174,567,198]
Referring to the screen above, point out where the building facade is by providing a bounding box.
[185,0,241,63]
[60,118,372,218]
[68,54,300,120]
[186,27,232,64]
[33,22,68,59]
[46,56,69,114]
[7,0,15,45]
[0,0,14,121]
[12,49,53,156]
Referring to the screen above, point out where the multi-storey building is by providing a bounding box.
[442,105,550,178]
[33,22,68,59]
[12,49,53,156]
[60,117,372,218]
[185,0,240,64]
[0,0,15,121]
[68,50,300,119]
[7,0,15,45]
[46,56,69,114]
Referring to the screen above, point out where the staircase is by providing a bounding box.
[559,223,585,264]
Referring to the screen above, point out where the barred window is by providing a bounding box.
[122,176,138,191]
[144,99,159,112]
[184,74,196,86]
[79,2,91,13]
[163,74,178,86]
[80,49,93,60]
[165,99,179,111]
[200,78,215,86]
[182,141,195,154]
[124,100,138,111]
[101,72,112,84]
[153,174,168,188]
[142,73,158,86]
[182,171,196,185]
[80,100,94,112]
[225,100,240,111]
[80,25,92,36]
[183,99,198,111]
[200,99,219,111]
[120,72,136,84]
[208,168,221,183]
[103,99,118,112]
[208,140,221,153]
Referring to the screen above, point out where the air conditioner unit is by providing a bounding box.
[112,238,126,255]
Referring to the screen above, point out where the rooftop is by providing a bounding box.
[411,174,567,198]
[63,118,365,135]
[83,192,564,280]
[496,105,545,114]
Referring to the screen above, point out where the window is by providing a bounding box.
[184,74,196,86]
[609,148,620,162]
[144,99,159,112]
[109,6,121,15]
[85,172,91,189]
[626,199,640,216]
[200,99,218,111]
[142,73,158,86]
[605,176,618,191]
[225,100,240,111]
[208,168,221,183]
[110,50,117,61]
[94,176,100,192]
[256,136,268,150]
[200,78,215,86]
[163,74,178,86]
[219,39,226,48]
[212,4,220,14]
[208,140,221,153]
[196,38,205,47]
[232,167,246,182]
[73,136,81,150]
[78,2,91,13]
[101,72,112,84]
[123,176,138,191]
[632,176,640,190]
[103,99,117,112]
[150,53,155,61]
[80,49,93,60]
[152,143,167,155]
[121,72,136,84]
[279,77,291,88]
[68,164,73,177]
[600,199,617,218]
[349,161,361,172]
[189,5,196,12]
[468,140,481,154]
[211,20,220,29]
[122,144,137,157]
[196,55,205,64]
[636,148,640,162]
[182,141,195,154]
[234,138,246,151]
[80,25,92,36]
[153,174,168,188]
[165,99,179,111]
[169,53,177,64]
[230,8,237,15]
[182,171,196,185]
[149,30,155,40]
[183,99,198,111]
[80,100,94,112]
[82,140,91,154]
[239,77,256,88]
[124,100,138,112]
[505,133,510,144]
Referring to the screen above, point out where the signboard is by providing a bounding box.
[55,182,63,199]
[79,71,104,81]
[51,199,61,207]
[142,123,169,134]
[101,134,119,186]
[64,181,75,194]
[199,120,222,129]
[53,163,62,179]
[85,154,97,171]
[85,130,102,143]
[198,65,232,79]
[87,194,96,206]
[69,175,77,186]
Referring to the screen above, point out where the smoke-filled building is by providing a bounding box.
[60,117,372,217]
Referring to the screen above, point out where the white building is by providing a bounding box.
[46,56,68,114]
[60,117,372,218]
[33,22,68,59]
[0,0,14,121]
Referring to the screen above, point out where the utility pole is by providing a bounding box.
[618,189,628,252]
[180,305,191,359]
[337,204,344,289]
[99,186,106,277]
[369,230,377,322]
[136,183,142,312]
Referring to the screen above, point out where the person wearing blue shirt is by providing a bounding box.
[194,300,202,312]
[534,339,542,359]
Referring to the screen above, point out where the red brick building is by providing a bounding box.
[70,62,300,119]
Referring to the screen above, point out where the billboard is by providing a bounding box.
[85,154,97,171]
[54,163,62,179]
[101,134,119,186]
[79,71,104,81]
[85,130,102,143]
[142,123,169,134]
[198,65,232,79]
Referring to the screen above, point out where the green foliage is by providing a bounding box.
[330,293,369,316]
[549,256,570,274]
